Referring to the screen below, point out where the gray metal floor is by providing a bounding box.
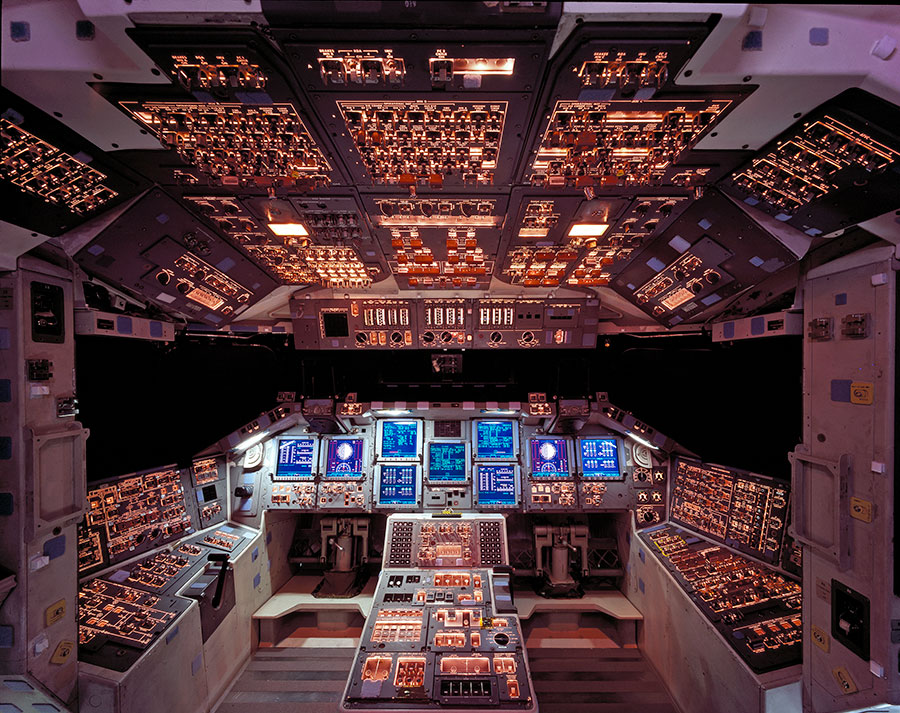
[214,645,679,713]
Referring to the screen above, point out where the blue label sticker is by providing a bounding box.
[149,321,163,338]
[0,627,15,648]
[750,316,765,335]
[835,293,847,306]
[43,535,66,560]
[253,573,261,588]
[831,379,852,402]
[165,625,180,643]
[252,547,259,562]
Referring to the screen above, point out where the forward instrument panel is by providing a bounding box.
[252,412,650,518]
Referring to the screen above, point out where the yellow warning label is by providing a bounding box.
[811,625,830,653]
[832,666,858,694]
[850,382,874,404]
[850,497,874,523]
[50,640,74,665]
[45,599,66,627]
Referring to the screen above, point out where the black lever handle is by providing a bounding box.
[208,553,229,609]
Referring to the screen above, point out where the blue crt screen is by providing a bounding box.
[380,420,419,458]
[529,438,569,476]
[275,439,316,480]
[580,438,621,479]
[379,465,418,505]
[325,439,365,477]
[477,464,517,505]
[428,442,467,482]
[475,421,516,459]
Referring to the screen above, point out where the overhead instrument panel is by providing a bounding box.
[0,87,143,236]
[567,195,690,285]
[611,189,798,326]
[520,22,753,192]
[119,100,333,190]
[124,27,297,104]
[282,32,548,94]
[361,195,506,290]
[276,25,554,190]
[498,193,621,288]
[75,191,278,327]
[536,22,713,101]
[184,194,385,288]
[100,26,345,190]
[528,98,734,189]
[337,100,512,188]
[719,88,900,236]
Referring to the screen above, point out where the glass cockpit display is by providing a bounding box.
[377,419,422,460]
[376,465,419,506]
[275,438,317,480]
[528,437,570,477]
[579,437,623,480]
[324,438,366,478]
[475,464,518,507]
[426,442,468,483]
[473,420,517,460]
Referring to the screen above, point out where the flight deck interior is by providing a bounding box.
[1,2,899,712]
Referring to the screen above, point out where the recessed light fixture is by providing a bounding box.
[568,223,609,237]
[268,222,309,237]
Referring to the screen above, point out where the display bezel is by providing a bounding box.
[474,463,521,509]
[320,436,369,479]
[375,418,424,461]
[472,419,519,461]
[576,435,626,480]
[374,463,422,509]
[274,437,320,481]
[424,440,471,485]
[526,436,573,478]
